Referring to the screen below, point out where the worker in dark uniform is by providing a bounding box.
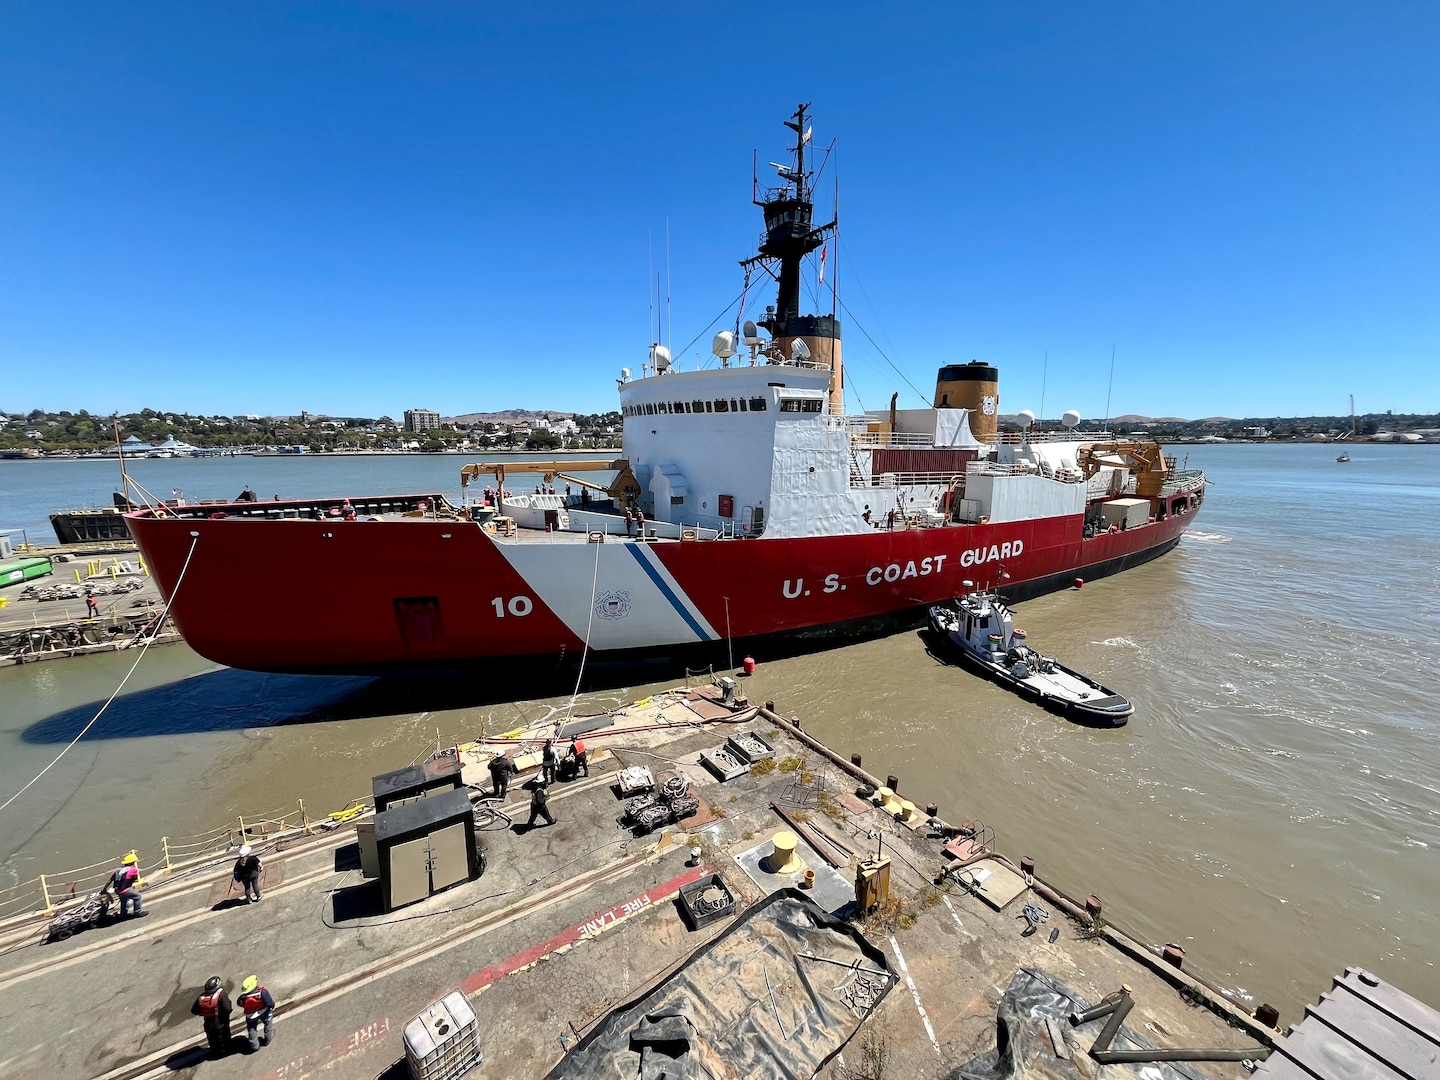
[192,976,233,1057]
[527,781,555,828]
[569,736,589,777]
[232,844,262,903]
[487,751,516,799]
[237,975,275,1050]
[541,739,558,785]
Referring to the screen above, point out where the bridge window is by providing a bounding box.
[714,399,729,412]
[748,397,768,411]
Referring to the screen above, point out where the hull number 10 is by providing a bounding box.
[491,596,534,617]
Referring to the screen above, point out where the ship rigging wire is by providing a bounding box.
[0,533,201,815]
[563,533,604,723]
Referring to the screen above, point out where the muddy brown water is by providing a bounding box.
[2,445,1437,1018]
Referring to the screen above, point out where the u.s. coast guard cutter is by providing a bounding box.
[126,105,1206,675]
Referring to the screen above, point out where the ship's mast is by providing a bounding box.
[741,103,843,410]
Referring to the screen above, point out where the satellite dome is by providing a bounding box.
[742,320,762,346]
[1061,409,1081,429]
[650,345,672,373]
[712,331,737,359]
[1017,409,1035,428]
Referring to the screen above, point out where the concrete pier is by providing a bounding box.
[0,687,1271,1079]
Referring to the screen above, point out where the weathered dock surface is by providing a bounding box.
[0,689,1273,1079]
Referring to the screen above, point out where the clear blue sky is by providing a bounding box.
[2,3,1436,421]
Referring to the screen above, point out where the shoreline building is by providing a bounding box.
[404,408,441,434]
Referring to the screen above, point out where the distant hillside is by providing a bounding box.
[448,409,575,425]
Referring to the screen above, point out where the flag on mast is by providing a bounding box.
[818,244,827,286]
[802,125,813,144]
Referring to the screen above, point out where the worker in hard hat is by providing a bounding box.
[191,976,234,1057]
[487,751,517,799]
[527,780,555,829]
[107,852,145,918]
[568,736,589,778]
[232,845,262,903]
[237,975,275,1050]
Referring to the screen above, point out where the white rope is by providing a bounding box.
[563,536,603,723]
[0,534,200,814]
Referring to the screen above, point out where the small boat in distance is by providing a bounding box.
[1336,451,1350,463]
[927,588,1132,727]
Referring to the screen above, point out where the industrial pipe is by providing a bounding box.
[1091,1048,1270,1065]
[761,709,883,791]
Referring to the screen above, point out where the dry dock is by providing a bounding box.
[0,687,1316,1079]
[0,547,176,666]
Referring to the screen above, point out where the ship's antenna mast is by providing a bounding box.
[1104,343,1116,432]
[647,229,655,351]
[665,218,673,360]
[1039,351,1048,427]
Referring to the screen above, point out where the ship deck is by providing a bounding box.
[0,688,1275,1080]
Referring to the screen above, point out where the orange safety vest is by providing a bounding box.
[240,988,269,1015]
[198,991,223,1018]
[573,740,586,756]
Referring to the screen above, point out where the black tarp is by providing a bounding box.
[545,889,894,1080]
[951,968,1215,1080]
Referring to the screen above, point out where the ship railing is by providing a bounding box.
[852,471,958,489]
[993,429,1115,444]
[845,430,938,448]
[0,794,376,929]
[1161,469,1206,495]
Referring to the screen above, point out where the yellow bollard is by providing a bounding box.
[299,799,310,835]
[110,566,117,580]
[161,837,173,875]
[74,569,82,583]
[40,874,54,916]
[141,561,149,577]
[237,814,246,845]
[111,557,119,567]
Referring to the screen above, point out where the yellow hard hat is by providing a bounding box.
[240,975,258,994]
[122,852,138,865]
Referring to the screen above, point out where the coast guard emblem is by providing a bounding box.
[982,395,997,415]
[595,590,632,620]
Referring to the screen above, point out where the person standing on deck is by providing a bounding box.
[569,737,588,777]
[86,593,99,618]
[232,845,262,903]
[107,853,145,918]
[192,976,234,1057]
[488,751,516,799]
[625,509,634,536]
[527,781,555,828]
[237,976,275,1051]
[541,740,558,785]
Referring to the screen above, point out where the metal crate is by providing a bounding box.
[404,990,482,1080]
[699,745,749,781]
[725,731,775,764]
[678,874,736,930]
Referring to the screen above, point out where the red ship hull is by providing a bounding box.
[126,497,1200,676]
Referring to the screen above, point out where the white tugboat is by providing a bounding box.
[928,585,1133,727]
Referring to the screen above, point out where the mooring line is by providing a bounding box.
[0,534,200,814]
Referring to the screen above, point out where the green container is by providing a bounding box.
[0,557,54,588]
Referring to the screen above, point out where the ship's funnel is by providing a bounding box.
[935,361,1000,442]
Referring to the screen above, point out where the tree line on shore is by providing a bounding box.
[0,409,624,454]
